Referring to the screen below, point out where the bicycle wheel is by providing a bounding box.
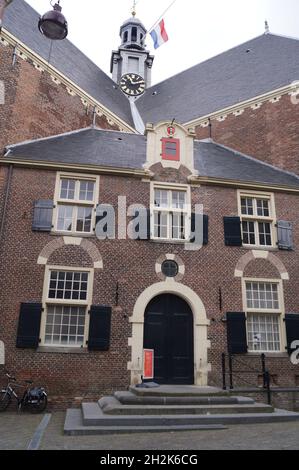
[0,391,11,412]
[30,394,48,414]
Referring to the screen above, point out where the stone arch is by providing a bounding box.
[234,250,289,280]
[128,280,211,386]
[37,237,103,269]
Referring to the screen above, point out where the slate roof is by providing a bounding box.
[4,128,147,170]
[3,0,134,128]
[4,2,299,130]
[194,140,299,188]
[136,33,299,124]
[4,128,299,189]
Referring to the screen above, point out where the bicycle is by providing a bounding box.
[0,372,48,413]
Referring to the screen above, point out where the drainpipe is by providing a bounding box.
[0,163,13,251]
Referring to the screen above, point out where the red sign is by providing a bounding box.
[143,349,154,380]
[167,125,176,137]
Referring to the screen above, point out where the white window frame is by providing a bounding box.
[40,265,94,348]
[53,172,99,235]
[242,277,286,353]
[238,190,277,249]
[150,182,191,242]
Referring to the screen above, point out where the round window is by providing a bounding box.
[161,260,179,278]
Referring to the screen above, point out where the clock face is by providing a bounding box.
[120,74,146,96]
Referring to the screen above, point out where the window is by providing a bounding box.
[239,192,276,247]
[244,280,283,352]
[128,57,139,74]
[161,260,179,278]
[161,138,180,162]
[124,31,128,43]
[151,184,191,241]
[54,174,99,234]
[131,27,137,42]
[41,267,93,348]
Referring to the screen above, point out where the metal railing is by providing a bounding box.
[221,353,272,405]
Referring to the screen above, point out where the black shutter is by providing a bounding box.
[277,221,294,251]
[16,303,42,349]
[285,314,299,355]
[224,217,242,246]
[203,215,209,245]
[88,306,112,351]
[226,312,248,354]
[190,213,209,244]
[32,200,54,232]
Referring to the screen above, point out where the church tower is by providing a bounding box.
[110,8,154,97]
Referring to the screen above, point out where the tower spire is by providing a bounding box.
[132,0,136,17]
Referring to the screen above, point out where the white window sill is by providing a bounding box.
[50,231,96,238]
[242,245,278,252]
[151,238,189,245]
[37,346,88,354]
[246,352,288,358]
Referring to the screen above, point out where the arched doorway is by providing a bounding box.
[143,294,194,384]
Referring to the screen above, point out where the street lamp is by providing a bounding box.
[38,0,68,40]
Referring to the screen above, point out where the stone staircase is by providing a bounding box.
[64,385,299,435]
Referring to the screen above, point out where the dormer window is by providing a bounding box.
[161,138,180,162]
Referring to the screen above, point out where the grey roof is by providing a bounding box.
[4,128,147,169]
[3,0,134,128]
[4,128,299,189]
[194,140,299,188]
[136,33,299,124]
[4,2,299,130]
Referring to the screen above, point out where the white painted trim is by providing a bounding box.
[241,277,287,353]
[237,189,277,249]
[40,265,94,348]
[128,282,211,386]
[53,172,99,236]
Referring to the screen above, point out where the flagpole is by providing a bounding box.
[147,0,177,33]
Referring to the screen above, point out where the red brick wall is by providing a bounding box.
[195,94,299,175]
[0,166,298,407]
[0,42,120,154]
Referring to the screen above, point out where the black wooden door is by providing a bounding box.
[143,294,194,385]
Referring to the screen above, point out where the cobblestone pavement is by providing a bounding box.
[0,412,298,450]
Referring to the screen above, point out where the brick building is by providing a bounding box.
[0,0,298,407]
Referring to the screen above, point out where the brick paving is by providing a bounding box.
[0,412,298,450]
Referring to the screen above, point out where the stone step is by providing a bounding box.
[80,402,299,427]
[99,396,273,415]
[114,390,255,406]
[64,406,299,435]
[64,409,228,436]
[130,385,229,398]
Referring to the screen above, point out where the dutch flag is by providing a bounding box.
[150,19,169,49]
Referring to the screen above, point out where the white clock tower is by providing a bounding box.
[110,9,154,93]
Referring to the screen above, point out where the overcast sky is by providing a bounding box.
[25,0,299,85]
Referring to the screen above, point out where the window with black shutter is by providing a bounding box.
[226,312,248,354]
[223,217,242,246]
[88,306,112,351]
[277,221,294,251]
[285,314,299,355]
[32,200,54,232]
[16,303,43,349]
